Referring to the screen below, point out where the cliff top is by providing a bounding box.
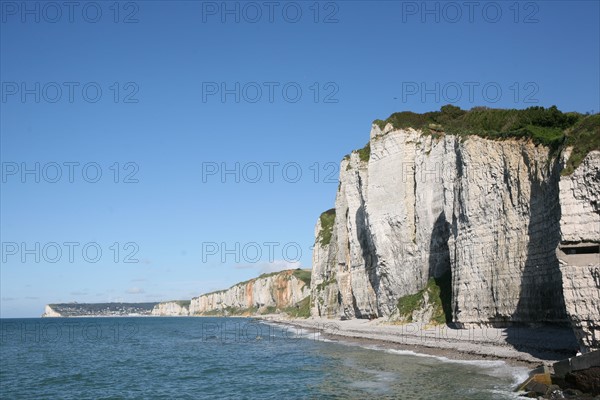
[195,268,312,298]
[370,105,599,174]
[158,300,191,307]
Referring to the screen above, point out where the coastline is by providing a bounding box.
[35,313,578,368]
[253,315,577,369]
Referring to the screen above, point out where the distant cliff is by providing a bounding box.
[42,302,158,317]
[310,106,600,352]
[190,269,311,317]
[42,269,311,318]
[151,301,190,316]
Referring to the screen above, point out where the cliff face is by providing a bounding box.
[151,301,190,316]
[189,270,310,315]
[559,150,600,242]
[310,212,340,318]
[311,123,599,348]
[558,151,600,351]
[42,305,62,317]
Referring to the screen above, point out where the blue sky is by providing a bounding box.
[1,0,599,317]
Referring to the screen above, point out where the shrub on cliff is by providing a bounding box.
[357,142,370,162]
[317,209,336,246]
[396,272,452,325]
[283,296,311,318]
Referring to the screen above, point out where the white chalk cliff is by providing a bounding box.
[151,301,190,316]
[189,269,310,315]
[557,150,600,351]
[310,122,600,351]
[42,305,62,317]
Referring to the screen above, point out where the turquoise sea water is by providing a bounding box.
[0,317,528,399]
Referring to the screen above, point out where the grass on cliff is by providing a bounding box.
[264,306,277,314]
[236,269,311,287]
[292,269,312,286]
[228,271,284,288]
[344,142,371,169]
[370,105,599,174]
[317,208,336,246]
[283,296,311,318]
[256,271,281,280]
[161,300,190,307]
[396,272,452,325]
[357,142,370,162]
[563,114,600,175]
[202,289,226,296]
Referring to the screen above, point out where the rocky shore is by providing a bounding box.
[256,316,576,366]
[255,316,599,398]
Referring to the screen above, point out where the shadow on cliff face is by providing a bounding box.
[505,156,577,359]
[356,204,380,319]
[429,212,453,324]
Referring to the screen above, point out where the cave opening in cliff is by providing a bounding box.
[560,243,600,255]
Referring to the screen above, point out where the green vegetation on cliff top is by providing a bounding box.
[292,268,312,286]
[357,142,370,162]
[160,300,191,307]
[368,105,599,174]
[563,114,600,174]
[317,208,336,246]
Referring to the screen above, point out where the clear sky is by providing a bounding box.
[1,0,599,317]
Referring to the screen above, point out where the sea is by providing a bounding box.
[0,317,529,399]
